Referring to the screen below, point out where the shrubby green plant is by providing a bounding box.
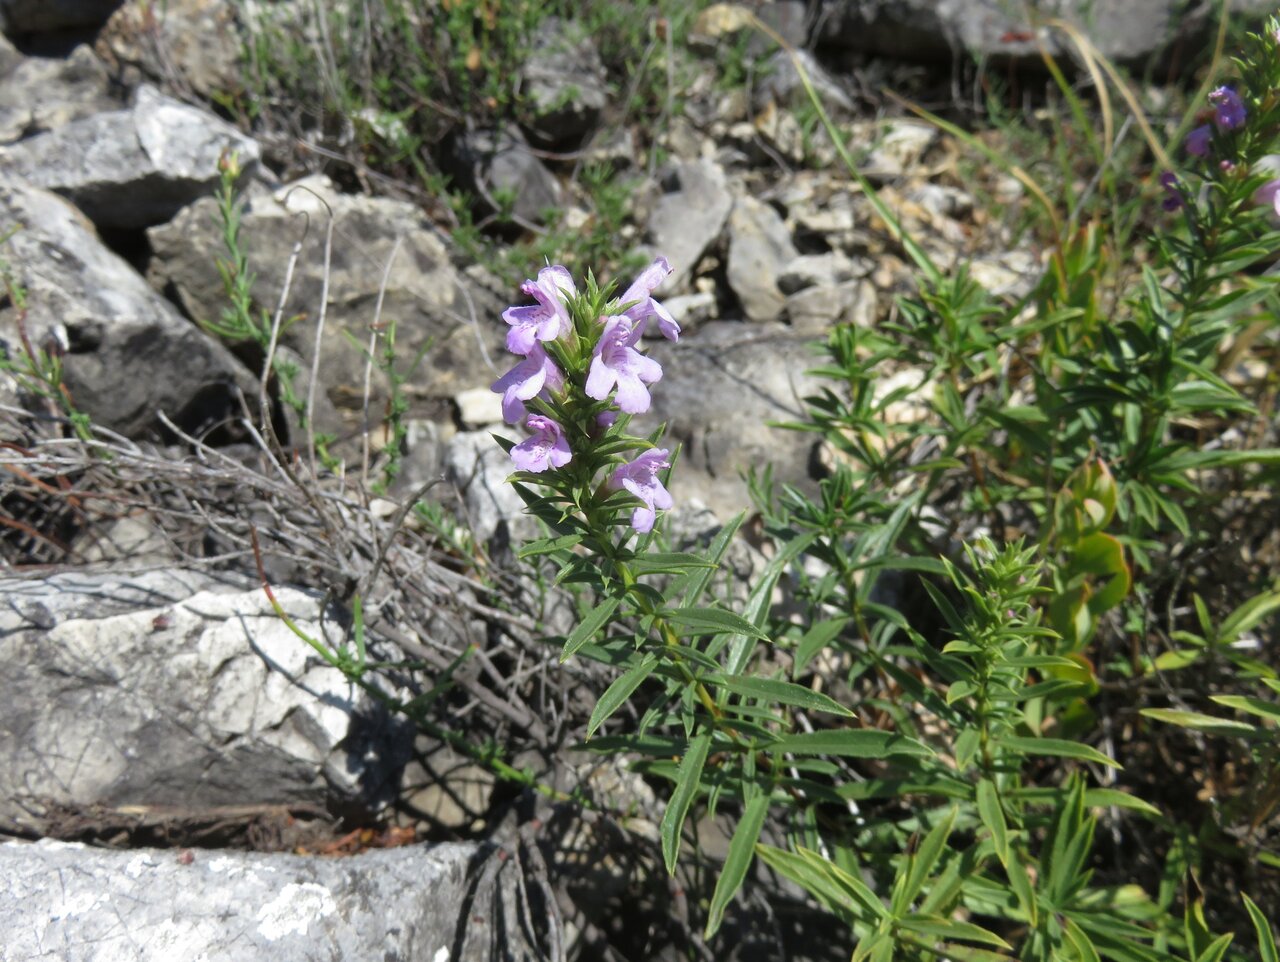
[476,14,1280,960]
[228,8,1280,958]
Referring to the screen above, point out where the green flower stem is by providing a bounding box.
[611,553,728,727]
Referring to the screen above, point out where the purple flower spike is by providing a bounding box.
[1209,86,1246,131]
[586,316,663,414]
[491,344,564,424]
[1159,171,1184,212]
[503,265,575,355]
[1185,124,1212,158]
[609,448,674,533]
[619,256,681,341]
[510,414,571,473]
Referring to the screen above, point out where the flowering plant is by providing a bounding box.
[490,256,677,536]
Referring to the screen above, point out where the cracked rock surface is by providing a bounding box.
[0,838,537,962]
[0,570,412,837]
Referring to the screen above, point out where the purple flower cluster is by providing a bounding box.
[1186,86,1247,159]
[491,257,678,532]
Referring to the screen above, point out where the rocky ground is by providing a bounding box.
[0,1,1268,960]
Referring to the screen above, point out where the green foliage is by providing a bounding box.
[488,14,1280,959]
[198,152,335,459]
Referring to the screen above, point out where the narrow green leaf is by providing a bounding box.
[1005,654,1083,669]
[1007,850,1039,927]
[1243,893,1278,962]
[627,552,717,575]
[1001,735,1121,768]
[584,733,684,756]
[1081,788,1162,817]
[660,732,711,874]
[667,606,770,640]
[1154,648,1203,671]
[1195,934,1236,962]
[930,945,1013,962]
[1064,916,1103,962]
[716,532,819,674]
[515,533,582,559]
[1140,708,1257,736]
[1220,589,1280,642]
[755,845,857,922]
[709,674,853,716]
[852,933,893,962]
[1210,694,1280,724]
[897,915,1011,949]
[897,807,957,913]
[773,728,933,759]
[976,779,1009,866]
[586,654,658,739]
[704,793,770,938]
[561,594,623,661]
[793,617,850,676]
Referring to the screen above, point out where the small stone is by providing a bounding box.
[662,290,718,330]
[858,120,937,182]
[756,48,854,114]
[786,283,852,334]
[969,250,1039,299]
[726,195,799,322]
[454,387,504,428]
[519,16,608,148]
[779,251,861,294]
[646,158,733,292]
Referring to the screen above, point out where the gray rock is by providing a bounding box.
[758,0,809,47]
[857,119,937,183]
[0,85,261,230]
[0,37,115,143]
[97,0,245,101]
[778,251,865,294]
[0,0,121,34]
[519,16,608,148]
[786,280,862,335]
[452,124,562,227]
[645,159,733,292]
[662,290,718,331]
[726,196,799,322]
[442,430,534,548]
[0,570,411,837]
[0,176,253,437]
[756,48,853,114]
[148,174,507,416]
[815,0,1273,69]
[639,322,824,519]
[0,838,543,962]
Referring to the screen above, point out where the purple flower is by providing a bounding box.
[1185,124,1212,157]
[510,415,571,473]
[1159,171,1184,211]
[618,256,681,341]
[1209,86,1246,131]
[585,315,663,414]
[502,265,575,355]
[1254,177,1280,217]
[609,448,673,533]
[491,343,564,424]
